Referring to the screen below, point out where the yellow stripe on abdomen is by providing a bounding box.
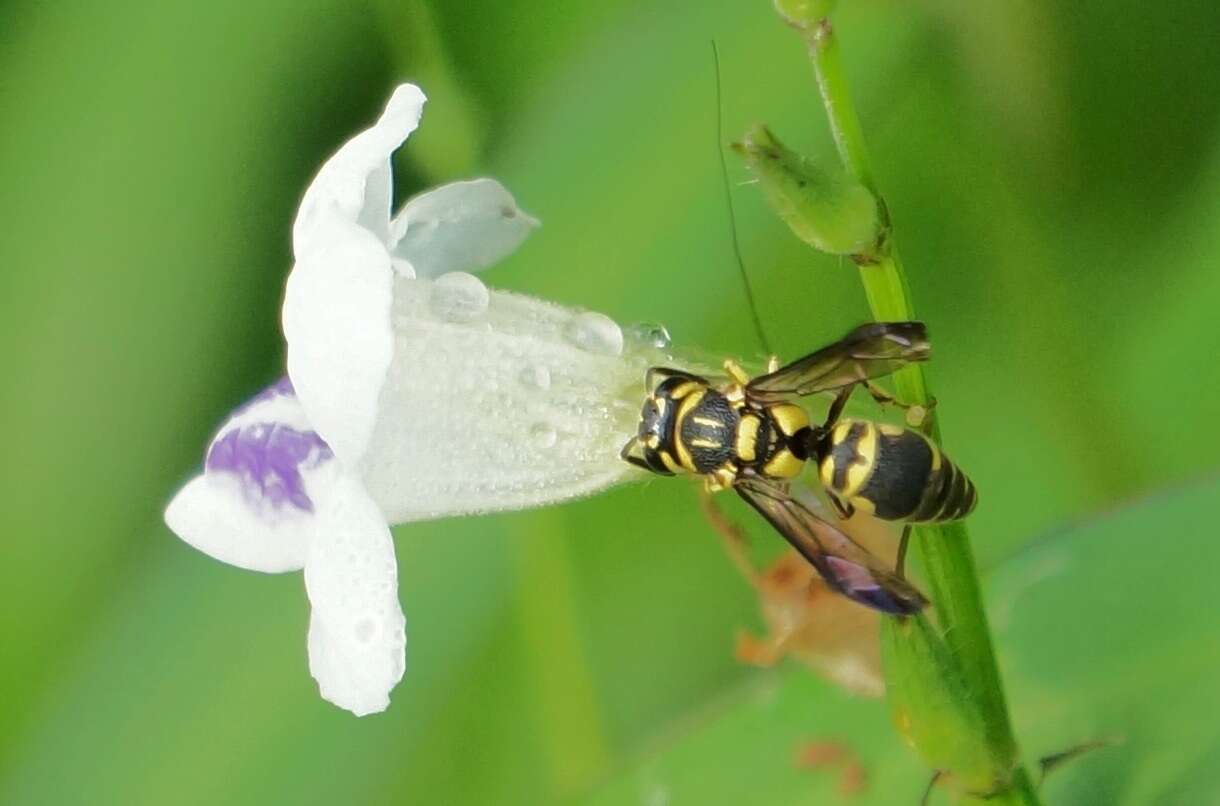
[837,420,878,499]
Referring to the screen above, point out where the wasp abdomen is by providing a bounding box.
[819,420,976,524]
[909,447,977,522]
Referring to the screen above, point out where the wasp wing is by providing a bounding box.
[745,321,930,402]
[735,477,927,615]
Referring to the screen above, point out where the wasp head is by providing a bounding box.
[620,374,687,475]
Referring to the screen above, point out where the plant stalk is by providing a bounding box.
[806,18,1039,804]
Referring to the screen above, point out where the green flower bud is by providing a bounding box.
[881,616,1001,793]
[773,0,835,31]
[732,124,880,257]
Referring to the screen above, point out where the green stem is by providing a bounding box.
[806,18,1039,804]
[809,21,876,193]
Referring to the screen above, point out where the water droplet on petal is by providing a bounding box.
[431,271,489,322]
[530,422,558,448]
[518,364,552,390]
[565,312,623,356]
[626,322,672,350]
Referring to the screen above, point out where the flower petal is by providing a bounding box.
[292,84,427,259]
[359,272,662,522]
[303,469,405,716]
[283,84,429,468]
[164,378,331,573]
[388,178,539,278]
[283,218,394,468]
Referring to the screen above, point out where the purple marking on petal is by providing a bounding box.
[232,376,297,418]
[266,375,296,397]
[206,423,333,512]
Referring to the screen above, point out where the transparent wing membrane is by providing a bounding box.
[745,321,930,402]
[735,477,927,615]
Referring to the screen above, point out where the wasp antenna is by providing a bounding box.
[712,40,772,357]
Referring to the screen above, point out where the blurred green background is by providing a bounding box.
[3,0,1220,803]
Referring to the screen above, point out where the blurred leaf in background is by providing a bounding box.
[1,0,1219,804]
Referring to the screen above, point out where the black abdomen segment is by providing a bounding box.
[822,421,977,524]
[857,428,934,520]
[907,450,977,523]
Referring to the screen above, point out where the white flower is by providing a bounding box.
[165,84,672,715]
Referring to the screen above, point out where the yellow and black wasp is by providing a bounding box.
[620,321,976,615]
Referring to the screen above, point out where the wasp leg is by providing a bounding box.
[766,354,781,374]
[827,492,855,521]
[896,525,912,580]
[862,381,937,428]
[723,358,752,387]
[704,465,737,493]
[819,384,857,432]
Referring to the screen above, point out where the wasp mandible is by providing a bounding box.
[620,321,977,615]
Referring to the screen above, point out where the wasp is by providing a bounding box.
[620,321,977,615]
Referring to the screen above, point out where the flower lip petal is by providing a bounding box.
[165,474,310,573]
[164,378,332,573]
[202,377,333,513]
[205,419,332,514]
[389,178,540,278]
[303,469,405,716]
[292,83,427,258]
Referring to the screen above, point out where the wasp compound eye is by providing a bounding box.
[639,399,662,435]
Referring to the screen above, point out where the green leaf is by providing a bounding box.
[578,476,1220,804]
[881,615,996,791]
[577,670,926,806]
[992,476,1220,805]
